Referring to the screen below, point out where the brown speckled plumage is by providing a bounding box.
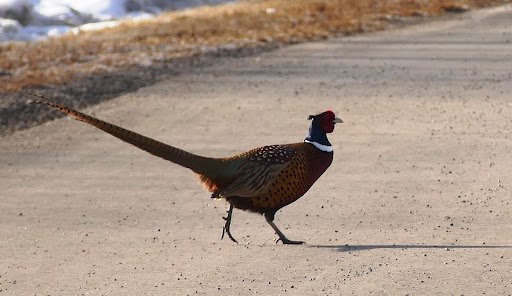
[31,94,342,244]
[225,143,332,216]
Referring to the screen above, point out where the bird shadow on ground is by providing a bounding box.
[310,244,512,252]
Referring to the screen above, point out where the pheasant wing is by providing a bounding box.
[219,145,297,198]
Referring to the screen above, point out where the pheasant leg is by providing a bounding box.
[265,214,305,245]
[222,203,238,243]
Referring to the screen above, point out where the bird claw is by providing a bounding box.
[275,237,305,245]
[222,221,238,244]
[265,215,304,245]
[221,204,238,244]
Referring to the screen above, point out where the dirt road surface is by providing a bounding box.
[1,5,512,295]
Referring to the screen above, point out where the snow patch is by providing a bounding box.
[0,0,234,42]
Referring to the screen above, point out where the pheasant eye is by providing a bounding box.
[323,113,333,121]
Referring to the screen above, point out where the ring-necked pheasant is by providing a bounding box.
[30,94,343,244]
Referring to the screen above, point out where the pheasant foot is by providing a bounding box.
[265,214,305,245]
[222,203,238,244]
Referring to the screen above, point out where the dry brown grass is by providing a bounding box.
[0,0,508,93]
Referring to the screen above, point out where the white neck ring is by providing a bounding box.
[304,140,333,152]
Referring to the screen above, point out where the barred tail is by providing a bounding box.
[30,95,220,180]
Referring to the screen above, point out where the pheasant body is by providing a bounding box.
[30,95,342,244]
[224,143,333,217]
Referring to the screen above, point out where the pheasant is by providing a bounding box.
[30,94,343,244]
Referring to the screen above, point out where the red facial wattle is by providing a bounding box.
[320,110,336,133]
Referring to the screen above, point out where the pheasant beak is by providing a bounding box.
[333,117,343,124]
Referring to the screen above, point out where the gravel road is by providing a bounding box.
[1,4,511,295]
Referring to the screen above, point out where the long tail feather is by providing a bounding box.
[29,94,221,184]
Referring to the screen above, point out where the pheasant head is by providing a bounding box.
[305,110,343,151]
